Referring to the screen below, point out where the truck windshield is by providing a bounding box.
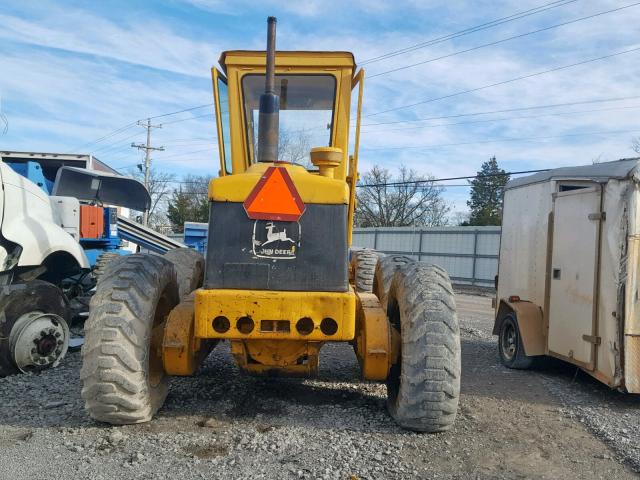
[242,74,336,166]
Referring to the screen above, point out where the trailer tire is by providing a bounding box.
[386,262,461,432]
[498,314,534,369]
[373,254,415,309]
[81,254,179,424]
[163,248,205,298]
[352,249,381,293]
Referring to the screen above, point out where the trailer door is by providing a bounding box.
[548,186,602,370]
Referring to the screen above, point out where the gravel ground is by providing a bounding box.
[0,293,638,479]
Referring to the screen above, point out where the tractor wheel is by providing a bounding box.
[352,249,381,293]
[498,314,534,369]
[93,252,122,281]
[163,248,205,298]
[386,262,461,432]
[373,254,415,310]
[0,281,71,376]
[81,254,179,424]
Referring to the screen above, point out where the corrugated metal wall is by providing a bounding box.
[352,226,501,287]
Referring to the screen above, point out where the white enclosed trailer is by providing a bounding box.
[494,158,640,393]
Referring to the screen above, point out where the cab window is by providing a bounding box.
[217,77,233,174]
[242,74,336,167]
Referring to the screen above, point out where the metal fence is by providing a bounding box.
[352,226,501,287]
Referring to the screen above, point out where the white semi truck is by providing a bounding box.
[0,160,154,375]
[494,157,640,393]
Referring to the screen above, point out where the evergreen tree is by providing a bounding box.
[165,175,210,232]
[166,190,193,233]
[467,157,510,226]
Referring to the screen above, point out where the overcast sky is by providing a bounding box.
[1,0,639,213]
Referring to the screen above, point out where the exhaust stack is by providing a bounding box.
[257,16,279,163]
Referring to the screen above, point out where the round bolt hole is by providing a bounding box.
[296,317,314,336]
[237,316,254,334]
[212,316,230,333]
[320,318,338,336]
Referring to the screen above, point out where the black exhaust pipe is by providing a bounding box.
[257,16,279,163]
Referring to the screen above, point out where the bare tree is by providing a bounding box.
[128,167,175,230]
[355,165,450,227]
[254,128,313,167]
[449,211,471,226]
[632,137,640,154]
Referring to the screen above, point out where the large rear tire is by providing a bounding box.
[163,248,205,299]
[351,249,381,293]
[93,252,122,281]
[386,262,461,432]
[373,254,415,309]
[81,254,179,424]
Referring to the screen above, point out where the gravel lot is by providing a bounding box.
[0,293,638,479]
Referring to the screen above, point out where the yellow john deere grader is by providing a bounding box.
[81,17,461,432]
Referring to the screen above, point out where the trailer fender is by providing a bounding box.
[493,299,545,356]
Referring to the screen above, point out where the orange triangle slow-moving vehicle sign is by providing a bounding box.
[243,167,306,221]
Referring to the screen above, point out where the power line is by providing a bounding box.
[360,0,578,65]
[360,103,640,133]
[365,45,640,117]
[360,95,640,127]
[154,147,214,160]
[137,169,547,190]
[368,2,640,78]
[148,103,213,120]
[361,128,640,152]
[357,169,547,188]
[72,122,138,152]
[160,113,215,126]
[91,130,146,155]
[70,104,213,153]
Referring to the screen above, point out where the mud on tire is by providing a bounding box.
[163,248,205,299]
[373,254,415,309]
[386,262,461,432]
[81,254,179,424]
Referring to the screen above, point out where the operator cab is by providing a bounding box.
[212,50,362,182]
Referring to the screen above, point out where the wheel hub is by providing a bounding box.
[9,311,70,373]
[502,324,517,360]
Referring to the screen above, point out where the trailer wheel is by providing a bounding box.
[386,262,460,432]
[352,249,381,293]
[0,281,70,376]
[163,248,205,298]
[373,254,415,309]
[498,314,534,369]
[81,254,179,424]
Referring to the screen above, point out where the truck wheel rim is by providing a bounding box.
[501,322,517,360]
[9,311,70,373]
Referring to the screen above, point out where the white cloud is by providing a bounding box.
[2,0,640,213]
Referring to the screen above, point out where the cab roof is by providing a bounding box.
[218,50,356,72]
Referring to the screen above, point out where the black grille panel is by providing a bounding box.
[204,202,349,292]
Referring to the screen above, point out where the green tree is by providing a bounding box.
[466,157,510,226]
[166,175,210,232]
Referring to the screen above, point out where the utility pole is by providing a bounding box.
[131,118,164,226]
